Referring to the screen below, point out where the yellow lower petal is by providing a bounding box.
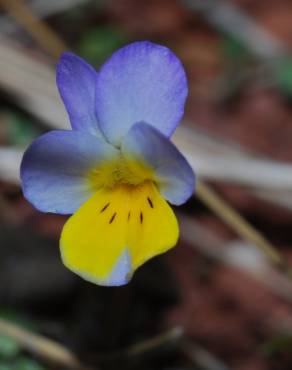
[126,181,179,269]
[60,186,130,285]
[60,181,179,285]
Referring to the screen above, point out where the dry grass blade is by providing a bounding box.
[178,211,292,304]
[0,0,66,59]
[126,327,184,356]
[195,179,284,267]
[0,0,90,35]
[0,318,93,370]
[182,0,287,59]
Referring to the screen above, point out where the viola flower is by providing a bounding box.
[20,41,195,286]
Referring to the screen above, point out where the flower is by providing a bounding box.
[20,41,195,286]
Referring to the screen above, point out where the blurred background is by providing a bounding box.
[1,0,292,369]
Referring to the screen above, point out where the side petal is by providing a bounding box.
[56,52,102,136]
[122,122,195,205]
[21,130,119,214]
[96,41,188,146]
[127,181,179,270]
[60,186,132,286]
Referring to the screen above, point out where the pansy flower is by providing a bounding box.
[20,41,195,286]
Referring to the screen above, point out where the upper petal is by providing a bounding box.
[21,130,119,214]
[122,122,195,205]
[56,52,102,136]
[95,41,188,145]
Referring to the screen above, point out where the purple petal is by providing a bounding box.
[56,52,102,136]
[21,130,119,214]
[96,41,188,145]
[122,122,195,205]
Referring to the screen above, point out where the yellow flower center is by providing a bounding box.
[62,155,179,286]
[88,155,155,190]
